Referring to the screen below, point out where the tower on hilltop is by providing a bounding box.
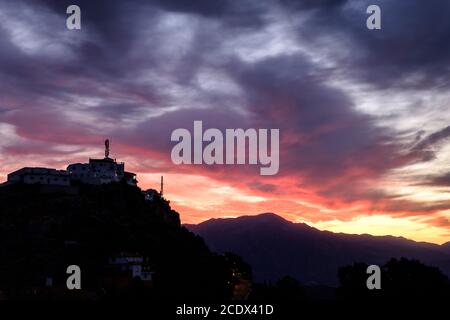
[105,139,110,158]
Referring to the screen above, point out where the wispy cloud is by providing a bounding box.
[0,0,449,243]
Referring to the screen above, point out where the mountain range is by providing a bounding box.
[186,213,450,286]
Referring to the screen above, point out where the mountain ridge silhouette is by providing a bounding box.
[186,213,450,286]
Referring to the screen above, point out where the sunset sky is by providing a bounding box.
[1,0,450,244]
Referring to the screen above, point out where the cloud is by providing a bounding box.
[420,172,450,187]
[423,216,450,228]
[290,0,450,89]
[412,126,450,152]
[0,0,449,242]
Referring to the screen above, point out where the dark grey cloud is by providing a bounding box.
[412,126,450,151]
[13,0,450,92]
[292,0,450,89]
[421,172,450,187]
[0,0,448,214]
[225,54,404,185]
[408,126,450,162]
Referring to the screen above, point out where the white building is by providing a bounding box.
[4,140,138,187]
[67,140,137,186]
[67,157,137,186]
[7,167,71,186]
[108,253,153,281]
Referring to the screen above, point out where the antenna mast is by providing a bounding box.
[160,175,164,196]
[105,139,110,158]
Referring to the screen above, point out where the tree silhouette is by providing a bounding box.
[338,258,450,301]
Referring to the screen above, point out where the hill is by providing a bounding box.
[0,182,235,300]
[442,241,450,253]
[186,213,450,286]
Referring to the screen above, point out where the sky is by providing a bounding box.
[0,0,450,244]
